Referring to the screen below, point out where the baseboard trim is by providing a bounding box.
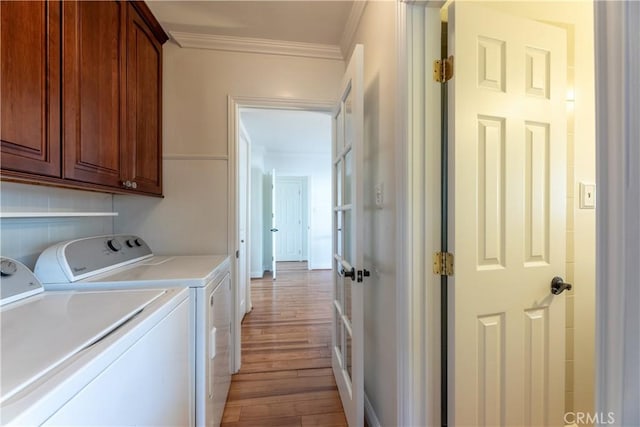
[364,393,381,427]
[250,270,264,279]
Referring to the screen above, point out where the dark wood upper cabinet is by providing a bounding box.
[125,3,163,195]
[0,1,61,177]
[0,0,167,196]
[62,0,126,188]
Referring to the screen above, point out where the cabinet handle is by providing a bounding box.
[131,181,137,189]
[121,180,132,188]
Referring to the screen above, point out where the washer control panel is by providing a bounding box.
[34,235,153,283]
[0,257,44,306]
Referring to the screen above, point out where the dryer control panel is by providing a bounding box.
[0,258,44,306]
[35,235,153,284]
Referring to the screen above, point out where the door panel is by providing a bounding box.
[63,0,125,187]
[332,44,364,427]
[275,178,304,262]
[0,1,61,177]
[271,169,277,279]
[126,3,162,194]
[448,3,567,426]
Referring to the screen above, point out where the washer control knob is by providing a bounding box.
[134,238,143,247]
[126,239,135,248]
[0,259,17,277]
[107,239,122,252]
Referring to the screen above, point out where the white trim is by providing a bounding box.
[364,393,382,427]
[594,1,640,423]
[339,0,367,58]
[250,270,264,279]
[395,3,411,427]
[0,212,117,218]
[398,3,443,427]
[228,95,335,375]
[170,32,343,61]
[162,154,228,161]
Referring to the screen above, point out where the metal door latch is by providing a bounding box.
[356,269,370,283]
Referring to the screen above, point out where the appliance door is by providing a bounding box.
[41,298,191,426]
[196,272,231,427]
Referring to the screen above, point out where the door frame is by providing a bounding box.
[228,95,334,372]
[399,1,638,426]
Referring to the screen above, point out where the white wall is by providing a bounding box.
[114,44,344,257]
[0,182,114,268]
[349,2,399,425]
[264,152,332,270]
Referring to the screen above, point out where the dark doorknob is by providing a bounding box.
[551,276,572,295]
[270,228,279,232]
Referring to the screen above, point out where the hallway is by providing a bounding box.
[221,264,347,426]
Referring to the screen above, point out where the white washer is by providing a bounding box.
[34,235,232,427]
[0,257,191,426]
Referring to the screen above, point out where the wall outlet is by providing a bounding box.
[579,183,596,209]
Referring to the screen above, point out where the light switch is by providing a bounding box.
[580,183,596,209]
[375,183,384,209]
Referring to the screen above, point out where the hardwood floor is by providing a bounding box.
[221,265,347,427]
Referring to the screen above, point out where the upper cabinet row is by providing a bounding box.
[0,0,168,196]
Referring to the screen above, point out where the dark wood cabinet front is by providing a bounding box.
[0,1,61,177]
[125,3,162,195]
[62,0,126,188]
[1,0,167,196]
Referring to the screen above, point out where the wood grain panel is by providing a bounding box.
[222,266,346,427]
[126,3,162,194]
[63,0,124,187]
[0,1,61,177]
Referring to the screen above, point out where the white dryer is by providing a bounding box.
[34,235,232,427]
[0,257,191,426]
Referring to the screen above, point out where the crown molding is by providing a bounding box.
[169,31,343,60]
[339,0,368,58]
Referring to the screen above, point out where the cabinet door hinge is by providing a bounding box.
[433,252,454,276]
[433,56,454,83]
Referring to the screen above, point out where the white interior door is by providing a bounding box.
[448,3,567,426]
[275,177,304,262]
[270,169,277,280]
[238,130,249,318]
[331,44,364,427]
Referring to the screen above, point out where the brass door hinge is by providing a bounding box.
[433,56,454,83]
[433,252,454,276]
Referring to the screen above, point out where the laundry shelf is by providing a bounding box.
[0,212,118,218]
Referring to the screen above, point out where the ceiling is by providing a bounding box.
[146,1,355,46]
[240,109,332,155]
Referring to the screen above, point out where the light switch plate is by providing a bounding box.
[580,183,596,209]
[375,183,384,209]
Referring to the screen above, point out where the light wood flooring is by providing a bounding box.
[221,263,347,427]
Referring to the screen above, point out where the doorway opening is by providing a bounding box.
[228,97,334,372]
[239,107,333,283]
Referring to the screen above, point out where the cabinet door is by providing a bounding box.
[1,1,61,177]
[62,0,125,188]
[125,4,162,195]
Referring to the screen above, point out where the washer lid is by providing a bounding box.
[0,288,165,402]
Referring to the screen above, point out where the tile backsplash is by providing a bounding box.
[0,182,114,268]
